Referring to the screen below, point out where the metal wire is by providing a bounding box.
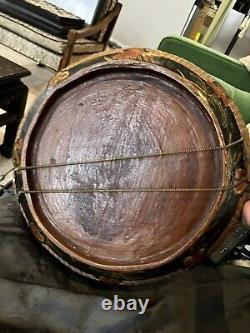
[15,137,246,195]
[18,178,247,196]
[17,138,243,172]
[0,167,16,182]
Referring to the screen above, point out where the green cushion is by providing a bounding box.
[158,35,250,93]
[158,35,250,124]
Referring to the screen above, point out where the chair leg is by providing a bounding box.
[60,32,77,70]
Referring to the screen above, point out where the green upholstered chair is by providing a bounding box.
[158,35,250,125]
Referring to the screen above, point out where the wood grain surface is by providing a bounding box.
[24,65,223,270]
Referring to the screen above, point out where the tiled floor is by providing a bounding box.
[0,45,54,186]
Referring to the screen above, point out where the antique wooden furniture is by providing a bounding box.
[14,49,250,284]
[0,55,30,158]
[60,3,122,69]
[0,0,122,70]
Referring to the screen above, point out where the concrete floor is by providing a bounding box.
[0,44,54,186]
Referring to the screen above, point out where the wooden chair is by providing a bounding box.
[60,3,122,69]
[0,1,122,71]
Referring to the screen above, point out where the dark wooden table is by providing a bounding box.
[0,55,30,158]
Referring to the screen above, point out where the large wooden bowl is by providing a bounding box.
[14,49,250,284]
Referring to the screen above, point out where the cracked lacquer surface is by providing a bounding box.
[26,69,223,267]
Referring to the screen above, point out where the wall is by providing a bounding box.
[112,0,195,49]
